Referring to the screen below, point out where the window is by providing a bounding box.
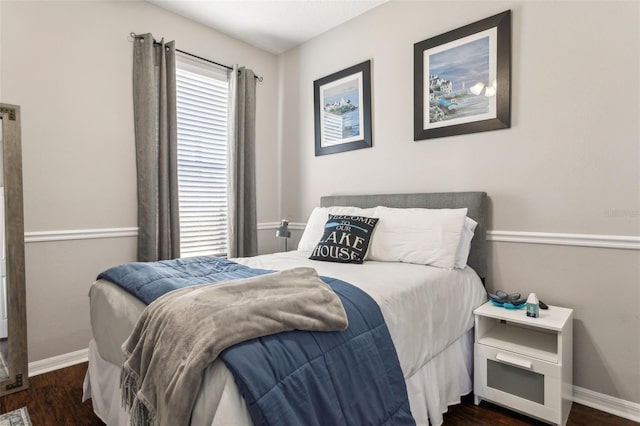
[176,55,230,257]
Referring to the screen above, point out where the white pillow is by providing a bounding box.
[366,206,468,269]
[454,217,478,269]
[298,206,377,251]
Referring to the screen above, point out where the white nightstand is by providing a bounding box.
[473,301,573,425]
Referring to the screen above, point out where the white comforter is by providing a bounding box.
[85,251,487,425]
[236,251,486,377]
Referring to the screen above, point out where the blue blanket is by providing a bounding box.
[98,257,415,425]
[97,256,271,304]
[221,275,415,426]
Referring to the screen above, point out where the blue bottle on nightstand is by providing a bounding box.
[526,293,539,318]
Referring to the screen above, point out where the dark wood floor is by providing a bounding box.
[0,362,102,426]
[443,393,637,425]
[0,362,635,425]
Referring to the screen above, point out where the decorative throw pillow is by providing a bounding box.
[309,214,379,264]
[298,206,377,251]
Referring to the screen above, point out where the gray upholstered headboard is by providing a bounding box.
[320,192,488,280]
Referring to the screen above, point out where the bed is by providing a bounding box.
[83,191,488,426]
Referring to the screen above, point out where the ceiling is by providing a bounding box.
[147,0,388,54]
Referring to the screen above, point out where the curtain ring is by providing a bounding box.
[129,32,145,43]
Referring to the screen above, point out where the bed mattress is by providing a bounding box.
[87,251,486,425]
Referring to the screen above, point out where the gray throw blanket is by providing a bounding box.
[121,267,348,426]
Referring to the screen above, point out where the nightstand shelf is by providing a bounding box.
[478,323,558,363]
[474,301,573,425]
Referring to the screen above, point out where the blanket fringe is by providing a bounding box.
[120,366,137,410]
[121,366,153,426]
[130,396,152,426]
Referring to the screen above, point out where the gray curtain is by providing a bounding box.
[133,34,180,261]
[227,66,258,258]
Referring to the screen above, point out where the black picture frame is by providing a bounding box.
[314,60,372,156]
[414,10,511,141]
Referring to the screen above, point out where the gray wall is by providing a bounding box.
[1,0,638,408]
[0,1,279,362]
[276,1,639,403]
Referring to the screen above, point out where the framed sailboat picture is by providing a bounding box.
[314,61,372,156]
[414,10,511,140]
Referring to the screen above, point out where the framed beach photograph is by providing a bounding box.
[414,10,511,140]
[314,60,372,156]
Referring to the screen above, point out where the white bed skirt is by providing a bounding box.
[83,328,474,426]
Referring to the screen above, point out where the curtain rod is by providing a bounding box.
[130,32,263,82]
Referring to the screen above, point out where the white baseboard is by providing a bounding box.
[28,348,89,377]
[573,385,640,422]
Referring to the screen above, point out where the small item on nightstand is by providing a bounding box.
[526,293,540,318]
[539,300,549,310]
[488,290,526,309]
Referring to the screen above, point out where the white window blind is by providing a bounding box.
[176,55,229,257]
